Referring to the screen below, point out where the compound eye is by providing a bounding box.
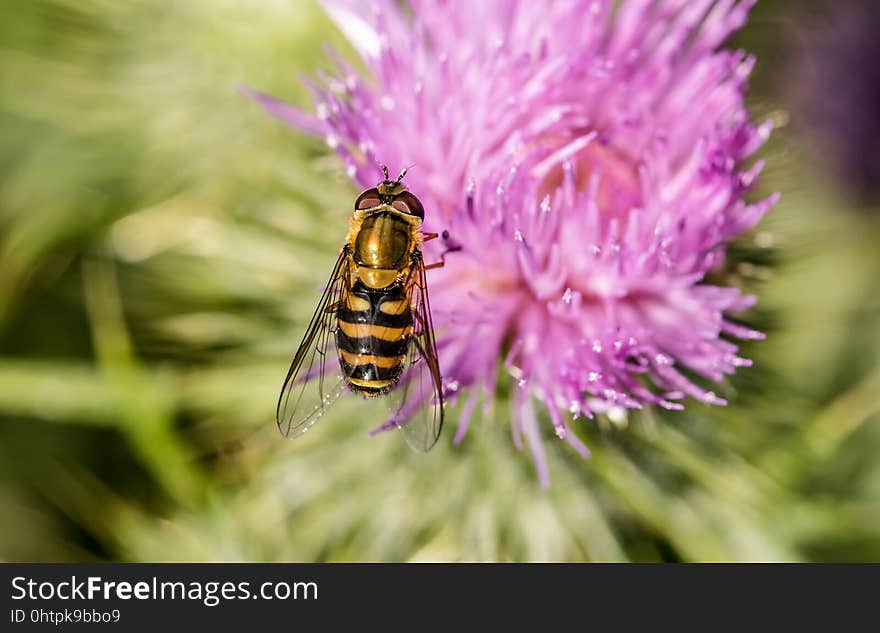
[391,191,425,220]
[355,188,381,210]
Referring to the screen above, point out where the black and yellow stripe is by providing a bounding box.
[336,281,411,396]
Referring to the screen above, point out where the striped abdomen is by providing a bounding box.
[336,281,412,396]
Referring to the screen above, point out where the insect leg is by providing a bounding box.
[424,238,463,269]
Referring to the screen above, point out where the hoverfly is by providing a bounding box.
[276,166,444,451]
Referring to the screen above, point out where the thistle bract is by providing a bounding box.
[250,0,776,485]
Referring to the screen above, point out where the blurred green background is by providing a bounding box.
[1,1,878,562]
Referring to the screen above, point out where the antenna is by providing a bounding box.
[381,164,390,181]
[396,167,408,181]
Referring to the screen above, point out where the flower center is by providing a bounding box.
[534,132,642,219]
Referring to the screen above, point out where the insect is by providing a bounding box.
[276,165,445,451]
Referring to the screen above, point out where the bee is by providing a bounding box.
[276,165,445,451]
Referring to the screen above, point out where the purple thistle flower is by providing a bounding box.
[249,0,776,485]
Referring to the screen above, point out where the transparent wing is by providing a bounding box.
[276,246,350,439]
[387,251,444,452]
